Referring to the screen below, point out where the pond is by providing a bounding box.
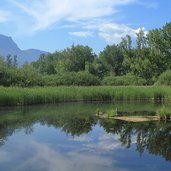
[0,102,171,171]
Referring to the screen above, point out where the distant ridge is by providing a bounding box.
[0,34,48,65]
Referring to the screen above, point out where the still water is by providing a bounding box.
[0,102,171,171]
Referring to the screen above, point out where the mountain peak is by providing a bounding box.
[0,34,48,65]
[0,34,19,51]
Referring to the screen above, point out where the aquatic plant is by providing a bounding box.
[0,86,171,106]
[156,106,171,120]
[106,108,116,118]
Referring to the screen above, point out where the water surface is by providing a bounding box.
[0,102,171,171]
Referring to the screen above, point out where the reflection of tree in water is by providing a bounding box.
[1,107,171,162]
[43,114,96,136]
[99,119,171,161]
[0,110,96,146]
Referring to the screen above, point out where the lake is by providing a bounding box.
[0,102,171,171]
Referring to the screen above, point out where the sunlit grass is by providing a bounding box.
[156,106,171,120]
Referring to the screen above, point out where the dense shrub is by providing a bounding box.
[102,75,147,86]
[74,72,100,86]
[43,72,100,86]
[155,70,171,86]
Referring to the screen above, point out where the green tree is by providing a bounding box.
[19,64,43,87]
[148,22,171,77]
[63,45,96,72]
[120,35,135,74]
[128,29,153,83]
[99,44,124,76]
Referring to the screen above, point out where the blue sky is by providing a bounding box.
[0,0,171,53]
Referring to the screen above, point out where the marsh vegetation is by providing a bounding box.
[0,86,171,106]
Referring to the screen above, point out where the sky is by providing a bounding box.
[0,0,171,53]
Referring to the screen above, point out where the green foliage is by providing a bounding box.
[43,72,100,86]
[102,75,146,86]
[155,70,171,86]
[99,44,124,76]
[0,86,171,106]
[0,55,19,86]
[32,53,57,75]
[63,45,96,72]
[148,22,171,76]
[18,64,44,87]
[156,106,171,119]
[33,45,96,75]
[73,72,100,86]
[2,22,171,87]
[107,108,116,117]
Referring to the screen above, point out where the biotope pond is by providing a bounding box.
[0,102,171,171]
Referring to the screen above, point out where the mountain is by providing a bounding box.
[0,34,48,65]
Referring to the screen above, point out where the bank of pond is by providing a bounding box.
[0,86,171,106]
[96,106,171,122]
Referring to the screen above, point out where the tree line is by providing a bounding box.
[1,22,171,87]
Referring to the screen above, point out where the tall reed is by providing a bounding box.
[0,86,171,106]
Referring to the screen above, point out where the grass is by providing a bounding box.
[0,86,171,106]
[156,106,171,120]
[106,108,116,117]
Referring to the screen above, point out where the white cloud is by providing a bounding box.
[69,31,93,38]
[85,133,123,151]
[98,23,137,44]
[137,1,159,9]
[135,27,148,35]
[8,0,149,44]
[0,150,11,163]
[10,0,137,32]
[83,21,148,44]
[13,139,115,171]
[0,10,11,23]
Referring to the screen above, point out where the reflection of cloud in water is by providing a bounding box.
[71,132,123,151]
[98,133,122,150]
[13,140,127,171]
[86,134,122,151]
[71,134,92,142]
[0,151,11,163]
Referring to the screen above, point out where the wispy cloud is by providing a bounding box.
[7,0,150,44]
[69,31,93,38]
[82,21,148,44]
[0,10,11,23]
[137,1,159,9]
[13,139,114,171]
[98,23,138,44]
[85,133,123,151]
[10,0,137,32]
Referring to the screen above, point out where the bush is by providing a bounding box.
[102,75,146,86]
[43,72,100,86]
[74,72,100,86]
[155,70,171,86]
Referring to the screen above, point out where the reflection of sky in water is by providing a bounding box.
[0,123,171,171]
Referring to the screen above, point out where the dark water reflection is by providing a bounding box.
[0,102,171,171]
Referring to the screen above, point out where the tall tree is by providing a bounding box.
[99,44,124,76]
[148,22,171,75]
[120,35,134,74]
[63,45,96,72]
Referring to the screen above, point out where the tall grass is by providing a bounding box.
[0,86,171,106]
[156,106,171,120]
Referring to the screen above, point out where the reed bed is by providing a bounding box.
[0,86,171,106]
